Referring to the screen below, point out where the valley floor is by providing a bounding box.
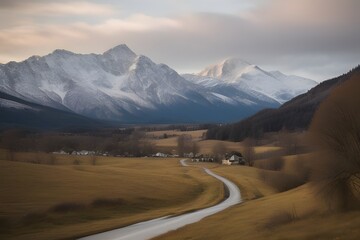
[155,163,360,240]
[1,148,359,240]
[0,152,224,240]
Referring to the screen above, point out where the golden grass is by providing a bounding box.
[0,154,224,240]
[198,140,281,155]
[254,146,282,155]
[148,130,206,153]
[144,128,283,156]
[155,160,360,240]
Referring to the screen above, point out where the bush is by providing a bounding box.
[21,212,47,224]
[259,170,306,192]
[255,157,284,171]
[263,209,297,229]
[51,202,85,213]
[91,198,124,208]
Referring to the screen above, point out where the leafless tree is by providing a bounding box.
[310,75,360,211]
[177,134,192,157]
[243,138,256,166]
[212,142,227,163]
[192,142,200,157]
[278,128,299,155]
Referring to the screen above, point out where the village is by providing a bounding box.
[53,149,247,165]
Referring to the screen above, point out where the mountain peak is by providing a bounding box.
[222,57,252,66]
[199,57,255,79]
[104,44,136,57]
[51,49,75,56]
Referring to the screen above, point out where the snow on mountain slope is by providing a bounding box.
[0,45,280,123]
[1,45,193,120]
[194,58,318,104]
[0,46,312,123]
[182,74,279,106]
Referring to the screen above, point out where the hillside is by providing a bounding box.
[206,65,360,141]
[0,156,223,240]
[0,92,102,130]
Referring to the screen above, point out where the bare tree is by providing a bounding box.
[278,128,299,155]
[177,134,192,157]
[243,138,256,166]
[192,142,200,157]
[310,75,360,211]
[212,142,227,163]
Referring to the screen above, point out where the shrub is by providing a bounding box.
[259,170,306,192]
[263,209,297,229]
[91,198,125,208]
[51,202,85,213]
[255,157,284,171]
[21,212,47,224]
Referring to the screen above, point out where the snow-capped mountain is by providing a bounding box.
[184,58,317,104]
[0,45,316,124]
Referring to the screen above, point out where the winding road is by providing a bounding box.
[79,159,242,240]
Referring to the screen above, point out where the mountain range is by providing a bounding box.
[206,65,360,141]
[0,44,317,128]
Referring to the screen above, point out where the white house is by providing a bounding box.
[52,150,67,155]
[222,152,245,165]
[184,152,194,158]
[155,152,168,157]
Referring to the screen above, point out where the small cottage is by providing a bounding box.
[154,152,168,157]
[222,151,245,165]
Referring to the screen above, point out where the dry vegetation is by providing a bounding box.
[309,73,360,211]
[155,73,360,240]
[0,153,224,240]
[1,73,359,240]
[155,162,360,240]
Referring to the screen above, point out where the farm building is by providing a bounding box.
[222,152,245,165]
[154,152,168,157]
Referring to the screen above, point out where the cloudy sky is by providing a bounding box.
[0,0,359,81]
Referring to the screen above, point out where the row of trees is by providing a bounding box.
[177,134,199,157]
[0,129,156,157]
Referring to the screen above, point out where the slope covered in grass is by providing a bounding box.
[0,155,224,240]
[156,163,360,240]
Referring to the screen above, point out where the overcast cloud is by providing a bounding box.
[0,0,359,81]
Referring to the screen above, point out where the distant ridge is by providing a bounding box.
[206,65,360,141]
[185,57,317,104]
[0,91,102,130]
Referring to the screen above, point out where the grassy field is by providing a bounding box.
[2,130,358,240]
[0,151,224,240]
[197,140,281,155]
[148,129,206,153]
[155,162,360,240]
[147,130,282,155]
